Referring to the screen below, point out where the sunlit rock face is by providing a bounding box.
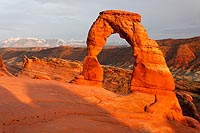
[70,10,190,124]
[0,57,13,77]
[22,55,82,81]
[73,10,174,91]
[0,57,5,76]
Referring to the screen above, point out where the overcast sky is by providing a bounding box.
[0,0,200,41]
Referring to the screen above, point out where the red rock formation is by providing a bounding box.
[22,55,33,69]
[33,75,51,80]
[157,36,200,70]
[21,56,82,82]
[22,55,46,70]
[0,77,199,132]
[0,58,5,76]
[168,44,196,69]
[71,10,190,125]
[0,57,13,77]
[176,92,200,122]
[82,56,103,82]
[73,10,174,91]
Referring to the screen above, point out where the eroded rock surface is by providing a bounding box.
[73,10,174,91]
[176,91,200,122]
[70,10,199,128]
[21,56,82,81]
[0,77,199,132]
[0,57,13,77]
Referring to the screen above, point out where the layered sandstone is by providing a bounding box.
[176,92,200,122]
[21,56,82,81]
[70,10,191,126]
[0,57,13,77]
[72,10,174,92]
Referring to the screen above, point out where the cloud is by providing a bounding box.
[0,0,200,41]
[0,27,17,31]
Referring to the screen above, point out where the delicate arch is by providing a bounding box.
[72,10,175,93]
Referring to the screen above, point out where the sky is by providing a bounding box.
[0,0,200,41]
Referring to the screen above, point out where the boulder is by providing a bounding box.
[176,92,200,122]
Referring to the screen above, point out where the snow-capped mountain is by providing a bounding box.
[0,38,86,48]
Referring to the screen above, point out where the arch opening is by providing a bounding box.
[105,34,129,47]
[97,33,134,94]
[98,33,133,67]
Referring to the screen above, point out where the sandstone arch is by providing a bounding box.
[73,10,175,93]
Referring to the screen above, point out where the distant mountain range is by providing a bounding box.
[0,38,129,48]
[0,38,87,48]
